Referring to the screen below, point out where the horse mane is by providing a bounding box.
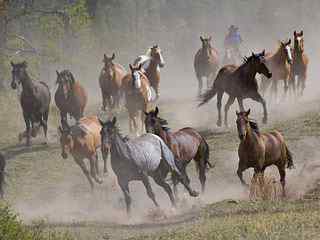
[60,70,76,85]
[249,119,260,135]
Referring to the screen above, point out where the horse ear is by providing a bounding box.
[294,31,297,37]
[98,118,104,126]
[236,110,240,116]
[155,106,159,116]
[262,49,265,56]
[103,54,107,62]
[251,52,255,57]
[300,30,303,36]
[246,109,251,116]
[10,61,14,67]
[58,126,63,134]
[144,111,148,116]
[287,39,291,45]
[56,70,60,76]
[129,64,133,71]
[138,63,142,70]
[112,116,117,125]
[200,36,204,42]
[111,53,115,60]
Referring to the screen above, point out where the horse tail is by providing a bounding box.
[195,137,213,192]
[284,144,294,169]
[198,84,217,107]
[159,139,181,175]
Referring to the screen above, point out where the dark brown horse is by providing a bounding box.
[122,64,156,135]
[260,40,292,100]
[199,51,272,127]
[59,116,106,189]
[99,53,126,111]
[290,31,309,97]
[194,36,219,96]
[55,70,87,126]
[11,61,51,146]
[0,153,5,198]
[133,45,165,98]
[236,109,294,197]
[144,107,213,194]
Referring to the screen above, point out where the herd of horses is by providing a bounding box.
[2,30,308,215]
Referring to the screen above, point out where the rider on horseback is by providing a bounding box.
[224,25,243,63]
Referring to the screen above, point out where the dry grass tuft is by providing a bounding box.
[249,173,282,201]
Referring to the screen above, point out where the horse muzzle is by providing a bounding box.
[238,134,245,140]
[159,62,165,68]
[266,72,272,78]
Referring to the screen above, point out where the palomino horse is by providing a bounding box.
[99,117,198,215]
[122,64,156,135]
[55,70,87,125]
[236,109,294,197]
[59,116,107,189]
[290,31,309,97]
[260,40,292,100]
[99,53,126,111]
[133,45,165,98]
[11,61,51,146]
[144,107,213,194]
[199,51,272,127]
[194,36,219,96]
[0,153,5,198]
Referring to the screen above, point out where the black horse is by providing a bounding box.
[11,61,51,146]
[199,51,272,127]
[100,117,198,215]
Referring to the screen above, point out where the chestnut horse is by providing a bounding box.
[133,45,165,98]
[290,31,309,97]
[199,51,272,127]
[99,53,126,111]
[144,107,213,194]
[55,70,87,126]
[58,116,108,189]
[122,64,156,135]
[260,40,292,100]
[236,109,294,197]
[194,36,219,96]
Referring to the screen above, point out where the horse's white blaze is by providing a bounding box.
[285,45,292,62]
[133,71,141,89]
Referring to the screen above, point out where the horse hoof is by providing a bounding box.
[190,190,199,197]
[262,118,268,124]
[216,121,222,127]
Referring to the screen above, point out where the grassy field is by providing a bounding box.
[1,89,320,240]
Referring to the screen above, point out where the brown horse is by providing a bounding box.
[194,36,219,96]
[144,107,213,194]
[133,45,165,98]
[55,70,87,126]
[236,109,294,197]
[122,64,155,135]
[290,31,309,97]
[199,51,272,127]
[99,53,126,111]
[59,116,108,189]
[260,40,292,100]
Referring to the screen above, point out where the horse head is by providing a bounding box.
[200,36,212,58]
[144,106,168,134]
[129,64,144,89]
[294,30,304,53]
[99,117,117,151]
[10,61,28,89]
[58,123,73,159]
[248,50,272,79]
[280,39,293,64]
[56,70,76,99]
[236,109,251,140]
[103,53,116,76]
[150,45,165,68]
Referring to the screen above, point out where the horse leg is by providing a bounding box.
[300,74,306,97]
[224,96,235,127]
[89,154,102,184]
[119,180,131,215]
[171,172,179,199]
[101,92,106,111]
[102,149,108,174]
[277,165,286,197]
[197,74,203,96]
[271,80,278,103]
[175,165,198,197]
[74,156,94,190]
[237,162,248,186]
[94,153,100,176]
[283,78,289,100]
[41,111,49,144]
[153,175,176,207]
[237,97,245,112]
[216,92,223,127]
[250,92,268,124]
[141,173,159,207]
[23,112,31,146]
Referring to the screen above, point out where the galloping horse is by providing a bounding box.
[260,40,292,100]
[144,107,213,194]
[199,51,272,127]
[11,61,51,146]
[99,117,198,215]
[58,116,107,189]
[122,64,156,135]
[194,36,219,96]
[236,109,294,197]
[133,45,165,98]
[99,53,126,111]
[55,70,87,126]
[290,31,309,97]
